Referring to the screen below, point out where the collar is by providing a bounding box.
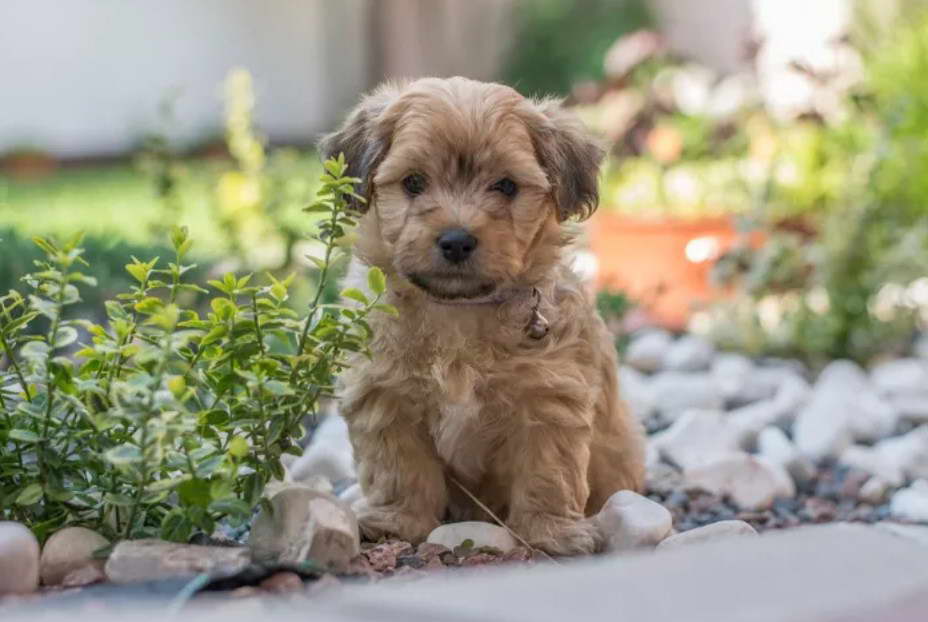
[431,286,550,340]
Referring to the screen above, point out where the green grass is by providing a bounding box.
[0,153,323,259]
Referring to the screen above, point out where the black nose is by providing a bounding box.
[436,228,478,263]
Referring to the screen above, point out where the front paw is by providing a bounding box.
[353,499,439,543]
[509,513,603,556]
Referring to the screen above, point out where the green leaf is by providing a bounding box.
[105,444,143,465]
[177,479,212,508]
[341,288,369,305]
[126,261,150,284]
[373,303,399,316]
[8,429,40,443]
[161,509,193,542]
[16,483,43,506]
[208,498,250,517]
[227,436,249,458]
[104,493,134,507]
[54,326,78,348]
[367,267,387,295]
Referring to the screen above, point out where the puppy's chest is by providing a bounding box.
[424,363,494,482]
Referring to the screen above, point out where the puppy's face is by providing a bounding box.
[321,78,604,301]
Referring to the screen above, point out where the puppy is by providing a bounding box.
[320,77,645,555]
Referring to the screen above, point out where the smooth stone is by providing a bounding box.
[890,394,928,422]
[839,425,928,487]
[40,526,109,586]
[426,522,518,553]
[871,358,928,396]
[663,335,715,372]
[290,415,356,487]
[651,410,743,470]
[620,365,656,420]
[338,482,364,507]
[685,452,791,510]
[104,539,250,583]
[756,426,815,486]
[795,361,898,458]
[728,373,810,447]
[0,521,39,594]
[250,486,360,573]
[649,372,724,422]
[625,330,673,373]
[711,353,755,403]
[657,520,758,550]
[859,477,892,505]
[890,480,928,522]
[595,490,673,553]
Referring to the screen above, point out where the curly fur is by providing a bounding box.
[320,77,645,555]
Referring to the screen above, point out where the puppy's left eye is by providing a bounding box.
[489,178,518,198]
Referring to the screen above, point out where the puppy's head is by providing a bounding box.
[320,77,603,302]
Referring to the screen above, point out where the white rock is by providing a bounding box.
[338,482,363,507]
[290,415,356,487]
[796,361,898,453]
[890,480,928,522]
[650,372,724,422]
[794,395,855,461]
[711,353,754,402]
[839,425,928,487]
[685,452,790,510]
[651,410,743,470]
[871,358,928,396]
[426,521,518,553]
[625,330,673,373]
[39,526,109,586]
[890,394,928,422]
[663,335,715,372]
[859,477,891,505]
[104,539,250,583]
[756,426,815,486]
[841,445,905,487]
[595,490,673,553]
[596,490,673,553]
[728,373,810,448]
[657,520,758,550]
[619,365,656,420]
[0,522,39,594]
[250,486,360,573]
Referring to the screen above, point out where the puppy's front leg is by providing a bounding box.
[503,404,602,556]
[343,390,447,543]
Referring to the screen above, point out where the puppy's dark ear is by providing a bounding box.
[318,83,401,212]
[524,99,605,222]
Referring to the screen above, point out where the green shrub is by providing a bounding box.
[0,156,391,542]
[504,0,652,96]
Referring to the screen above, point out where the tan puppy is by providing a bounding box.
[320,77,645,555]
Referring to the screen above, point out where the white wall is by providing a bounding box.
[0,0,371,157]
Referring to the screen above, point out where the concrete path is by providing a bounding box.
[5,523,928,622]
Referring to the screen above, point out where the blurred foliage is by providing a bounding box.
[0,68,334,312]
[596,288,636,352]
[504,0,652,96]
[706,10,928,366]
[0,158,390,542]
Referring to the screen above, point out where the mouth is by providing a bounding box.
[406,272,497,302]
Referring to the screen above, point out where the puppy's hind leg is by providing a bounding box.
[343,388,447,543]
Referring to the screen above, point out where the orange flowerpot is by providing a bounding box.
[588,211,763,330]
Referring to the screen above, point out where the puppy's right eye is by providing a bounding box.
[402,173,427,196]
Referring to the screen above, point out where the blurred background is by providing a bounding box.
[1,0,927,368]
